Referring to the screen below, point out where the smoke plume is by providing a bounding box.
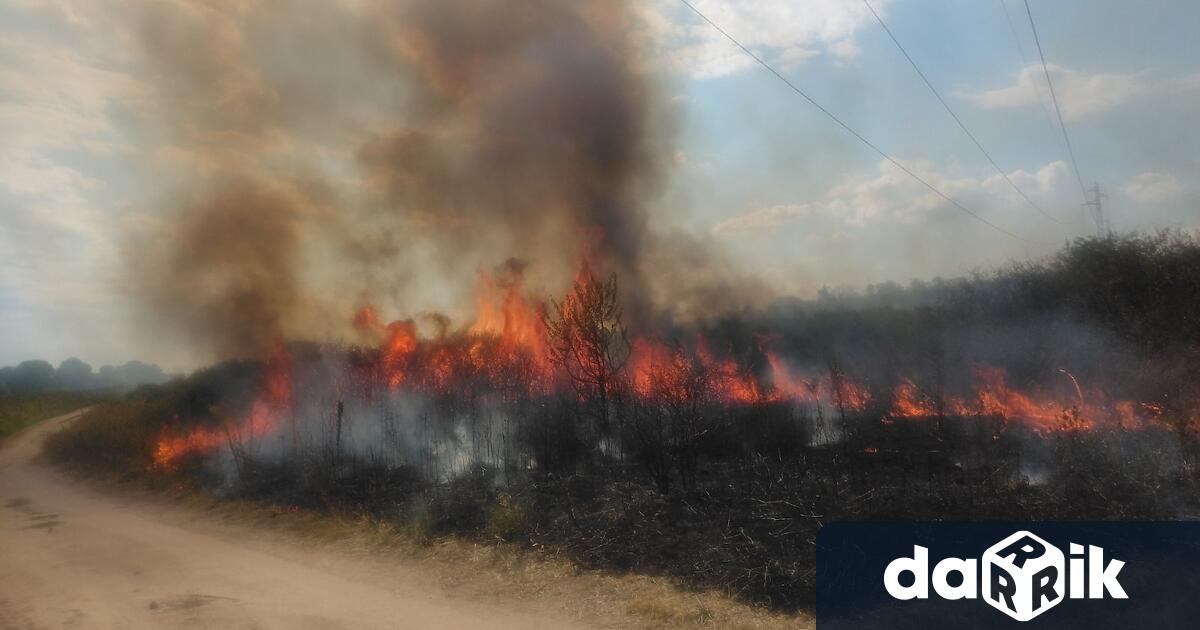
[127,0,762,362]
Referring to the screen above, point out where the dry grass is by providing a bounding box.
[130,481,811,630]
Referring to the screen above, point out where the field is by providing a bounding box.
[0,391,110,441]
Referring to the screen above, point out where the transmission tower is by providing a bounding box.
[1084,183,1110,235]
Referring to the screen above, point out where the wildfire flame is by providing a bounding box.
[762,351,871,412]
[885,364,1163,434]
[151,262,1182,471]
[153,343,292,470]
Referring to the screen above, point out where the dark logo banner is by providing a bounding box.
[816,522,1200,628]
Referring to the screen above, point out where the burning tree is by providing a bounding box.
[543,265,630,456]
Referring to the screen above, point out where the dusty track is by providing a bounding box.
[0,411,590,629]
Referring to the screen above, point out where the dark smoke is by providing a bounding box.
[356,0,667,317]
[127,0,763,362]
[134,179,306,358]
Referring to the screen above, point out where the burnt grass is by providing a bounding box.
[49,385,1199,612]
[250,427,1193,611]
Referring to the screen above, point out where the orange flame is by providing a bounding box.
[628,337,673,399]
[890,379,940,418]
[884,365,1168,434]
[762,351,871,411]
[695,337,766,405]
[154,344,292,470]
[354,265,556,400]
[469,268,552,378]
[380,319,418,389]
[152,258,1189,473]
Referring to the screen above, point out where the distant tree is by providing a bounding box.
[96,361,168,391]
[10,360,57,393]
[96,365,119,389]
[57,357,96,390]
[118,361,167,385]
[0,366,12,395]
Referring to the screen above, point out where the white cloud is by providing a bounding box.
[829,39,861,61]
[953,64,1145,120]
[1124,172,1185,204]
[0,7,147,366]
[0,31,134,228]
[981,162,1064,196]
[711,202,818,233]
[713,159,1068,233]
[647,0,888,79]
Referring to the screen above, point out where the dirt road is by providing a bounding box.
[0,411,590,629]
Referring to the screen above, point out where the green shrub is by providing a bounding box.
[487,493,528,541]
[400,496,435,544]
[44,400,162,475]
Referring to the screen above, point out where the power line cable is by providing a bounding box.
[1022,0,1089,205]
[676,0,1031,243]
[862,0,1059,223]
[997,0,1058,132]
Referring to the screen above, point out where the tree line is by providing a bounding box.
[0,358,167,396]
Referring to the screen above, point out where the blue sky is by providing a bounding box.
[1,0,1198,369]
[660,0,1199,291]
